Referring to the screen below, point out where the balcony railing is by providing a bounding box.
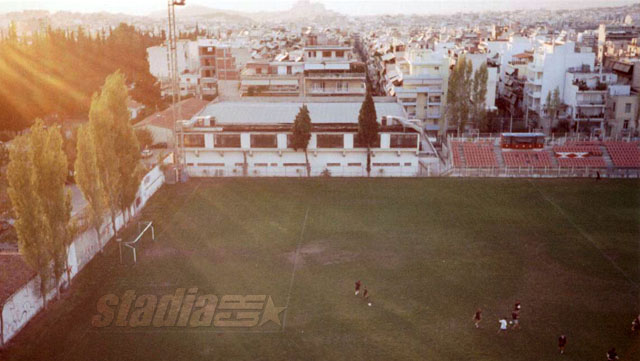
[304,72,366,79]
[308,88,366,94]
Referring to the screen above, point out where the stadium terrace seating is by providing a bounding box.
[461,141,498,168]
[553,145,603,156]
[451,141,463,167]
[605,141,640,168]
[553,145,606,168]
[503,151,553,168]
[556,157,606,168]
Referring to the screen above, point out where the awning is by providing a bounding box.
[304,63,325,71]
[325,63,350,70]
[241,80,270,86]
[270,79,299,86]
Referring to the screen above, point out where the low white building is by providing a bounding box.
[178,97,437,177]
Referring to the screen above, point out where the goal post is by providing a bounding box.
[118,221,155,264]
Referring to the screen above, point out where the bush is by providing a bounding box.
[135,128,154,150]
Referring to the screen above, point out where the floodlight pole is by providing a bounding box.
[167,0,186,175]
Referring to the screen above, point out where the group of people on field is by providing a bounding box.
[354,280,371,306]
[351,281,640,359]
[473,303,640,359]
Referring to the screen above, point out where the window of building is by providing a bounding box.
[256,68,262,74]
[322,51,332,57]
[183,134,205,148]
[390,134,418,148]
[316,134,344,148]
[625,103,632,113]
[348,162,362,166]
[623,119,630,129]
[327,163,341,167]
[354,134,381,148]
[250,134,277,148]
[336,50,345,57]
[372,162,400,166]
[215,134,241,148]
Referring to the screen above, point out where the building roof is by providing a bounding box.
[135,98,210,130]
[0,254,36,304]
[195,97,406,125]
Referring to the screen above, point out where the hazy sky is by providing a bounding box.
[0,0,637,16]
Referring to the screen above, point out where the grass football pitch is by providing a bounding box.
[2,178,639,361]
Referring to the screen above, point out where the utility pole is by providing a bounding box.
[167,0,186,176]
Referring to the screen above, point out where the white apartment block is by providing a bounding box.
[385,49,450,125]
[563,67,617,131]
[147,40,199,80]
[524,42,596,122]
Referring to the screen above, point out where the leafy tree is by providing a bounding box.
[89,71,142,230]
[29,120,71,300]
[89,82,122,237]
[108,73,143,223]
[445,55,473,136]
[544,87,562,133]
[75,124,107,253]
[0,23,162,133]
[7,119,71,306]
[471,63,489,129]
[357,91,379,177]
[290,105,312,177]
[135,128,154,150]
[7,132,51,308]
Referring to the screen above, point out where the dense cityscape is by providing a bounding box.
[0,1,638,360]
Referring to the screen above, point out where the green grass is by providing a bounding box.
[3,178,639,361]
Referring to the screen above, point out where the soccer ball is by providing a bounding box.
[368,303,372,307]
[509,321,513,325]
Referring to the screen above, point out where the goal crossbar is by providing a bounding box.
[118,221,155,264]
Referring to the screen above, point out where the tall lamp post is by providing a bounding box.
[168,0,186,177]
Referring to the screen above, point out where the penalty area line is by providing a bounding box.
[528,180,639,289]
[281,206,310,331]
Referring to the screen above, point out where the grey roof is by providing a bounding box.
[195,97,406,125]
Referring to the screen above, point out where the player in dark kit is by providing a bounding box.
[632,315,640,333]
[558,335,567,354]
[514,301,521,311]
[363,286,371,306]
[355,280,361,296]
[606,347,619,361]
[473,309,482,328]
[511,310,520,329]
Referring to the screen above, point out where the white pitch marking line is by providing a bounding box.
[282,206,310,331]
[528,180,639,289]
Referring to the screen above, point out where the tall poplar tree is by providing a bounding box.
[7,119,72,306]
[290,105,312,177]
[7,132,51,308]
[75,124,107,252]
[357,91,379,177]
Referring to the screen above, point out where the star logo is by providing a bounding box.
[259,296,286,327]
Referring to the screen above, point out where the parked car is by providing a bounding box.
[150,142,168,149]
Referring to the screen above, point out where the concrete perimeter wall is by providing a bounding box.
[1,159,167,347]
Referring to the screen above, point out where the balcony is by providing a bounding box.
[527,63,543,73]
[304,72,366,79]
[308,87,366,95]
